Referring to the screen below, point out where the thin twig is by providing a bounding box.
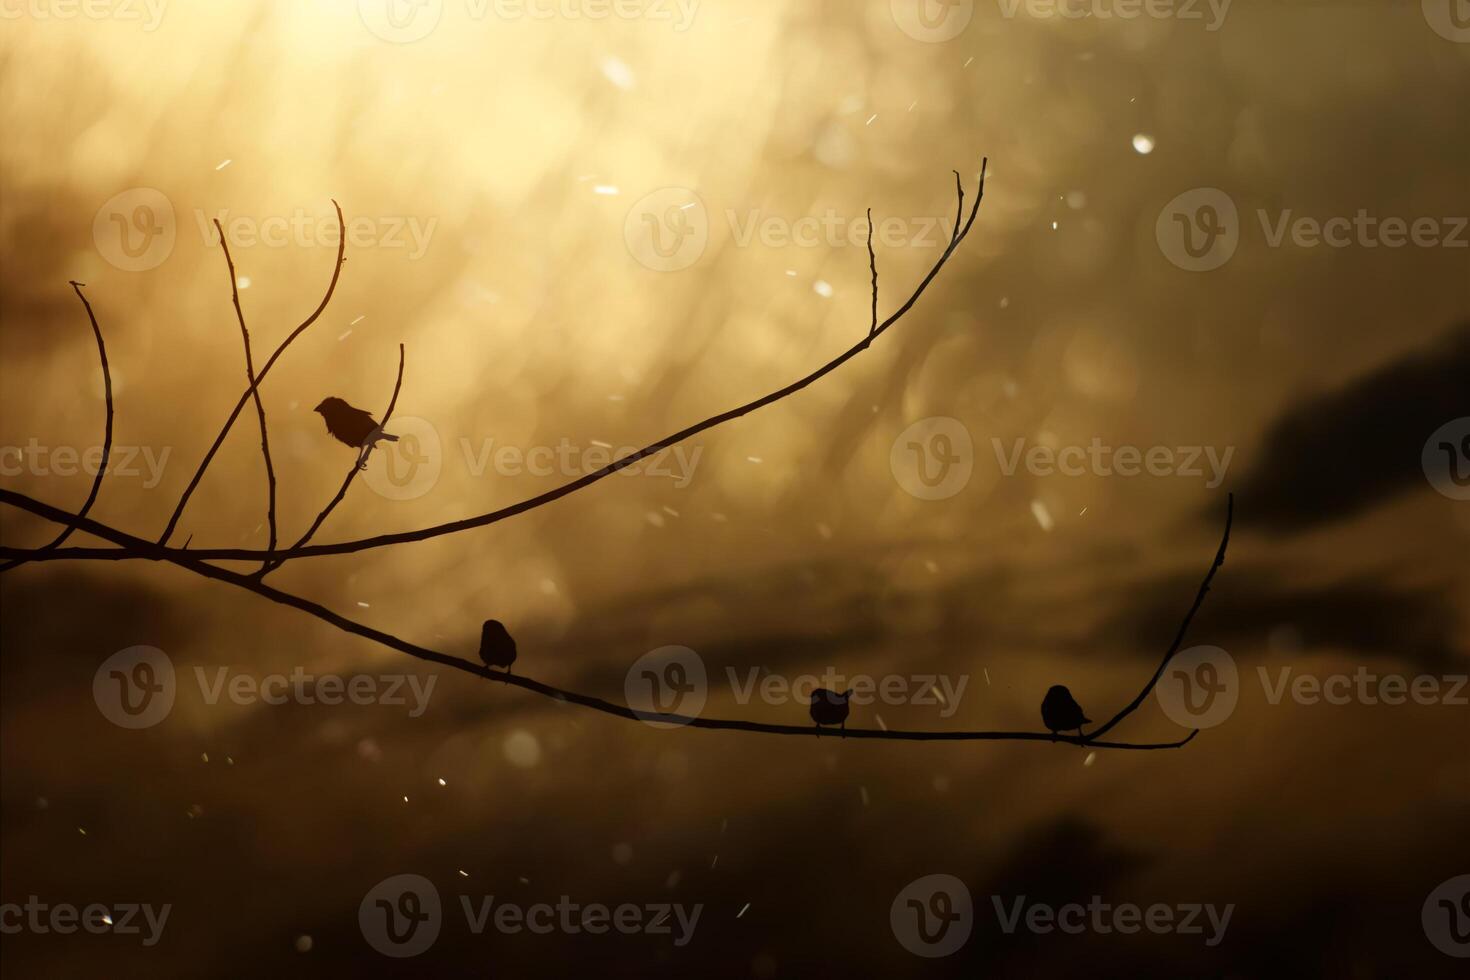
[951,170,965,246]
[866,208,878,340]
[0,282,113,574]
[157,201,347,547]
[260,344,405,577]
[116,161,989,564]
[0,487,1206,749]
[214,220,279,571]
[1084,492,1232,744]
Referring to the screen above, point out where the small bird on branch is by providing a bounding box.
[479,619,517,677]
[809,688,852,737]
[313,397,398,469]
[1041,685,1091,741]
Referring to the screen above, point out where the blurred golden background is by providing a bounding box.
[2,1,1468,975]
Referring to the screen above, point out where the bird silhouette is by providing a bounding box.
[313,397,398,469]
[478,619,517,677]
[809,688,852,737]
[1041,685,1091,740]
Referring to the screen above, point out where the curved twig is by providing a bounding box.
[1084,493,1233,744]
[0,282,113,574]
[950,169,965,245]
[157,201,347,547]
[865,208,878,339]
[0,486,1219,750]
[214,220,279,570]
[94,161,989,564]
[260,344,405,577]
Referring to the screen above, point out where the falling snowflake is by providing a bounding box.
[599,56,636,91]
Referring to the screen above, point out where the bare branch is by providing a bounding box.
[0,282,113,574]
[214,220,279,570]
[1084,492,1233,744]
[157,201,347,547]
[260,344,405,577]
[4,162,1211,752]
[119,161,990,565]
[0,487,1202,749]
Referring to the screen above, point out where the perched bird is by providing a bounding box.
[313,397,398,469]
[478,619,517,676]
[1041,685,1091,740]
[809,688,853,736]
